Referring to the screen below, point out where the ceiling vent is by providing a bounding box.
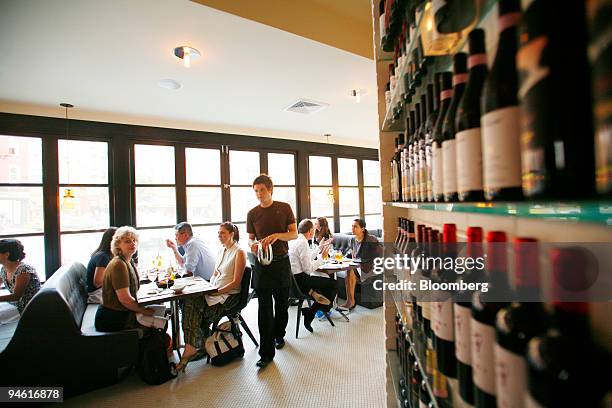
[285,99,329,115]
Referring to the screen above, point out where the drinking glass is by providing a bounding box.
[335,250,343,262]
[147,269,157,283]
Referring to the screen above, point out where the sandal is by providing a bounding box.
[174,351,198,373]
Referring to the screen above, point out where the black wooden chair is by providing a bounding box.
[211,265,258,347]
[291,272,335,338]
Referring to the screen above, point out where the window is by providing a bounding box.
[309,156,333,227]
[0,135,45,280]
[229,150,260,223]
[268,152,297,215]
[363,159,382,231]
[186,147,223,254]
[338,158,359,234]
[134,144,176,268]
[58,140,111,266]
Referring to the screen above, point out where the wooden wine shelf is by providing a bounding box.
[384,200,612,226]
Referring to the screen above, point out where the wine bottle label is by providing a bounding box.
[422,301,432,320]
[456,128,484,193]
[595,120,611,194]
[432,144,444,197]
[482,107,522,190]
[521,146,545,196]
[454,303,472,365]
[471,319,496,395]
[433,298,454,341]
[453,73,468,86]
[441,89,453,100]
[517,36,549,100]
[379,14,386,41]
[468,53,487,69]
[442,139,457,195]
[494,344,527,408]
[498,12,521,33]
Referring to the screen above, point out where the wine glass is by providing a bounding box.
[335,250,343,262]
[147,269,157,284]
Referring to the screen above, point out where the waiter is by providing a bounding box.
[247,174,297,369]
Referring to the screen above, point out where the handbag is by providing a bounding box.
[205,320,245,366]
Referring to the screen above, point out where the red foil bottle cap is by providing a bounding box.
[466,226,483,242]
[425,227,433,242]
[550,247,593,314]
[466,227,483,258]
[443,224,457,243]
[514,238,540,289]
[486,231,507,272]
[417,224,425,243]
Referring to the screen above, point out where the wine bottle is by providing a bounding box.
[456,28,487,202]
[408,109,416,202]
[495,238,547,408]
[517,0,595,199]
[379,0,387,49]
[425,78,440,203]
[420,380,431,408]
[588,0,612,196]
[399,132,405,202]
[454,226,484,405]
[398,317,407,396]
[432,224,457,379]
[391,136,399,201]
[433,72,453,202]
[412,103,422,202]
[418,94,428,201]
[471,231,511,408]
[442,52,468,202]
[401,129,408,202]
[412,360,422,408]
[385,80,392,111]
[433,0,477,34]
[526,248,610,407]
[481,0,524,201]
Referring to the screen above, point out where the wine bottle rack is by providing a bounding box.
[388,272,440,408]
[384,200,612,225]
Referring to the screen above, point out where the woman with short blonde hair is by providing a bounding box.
[95,226,155,332]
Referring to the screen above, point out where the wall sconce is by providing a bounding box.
[62,188,76,210]
[327,188,335,204]
[350,89,368,103]
[174,46,201,68]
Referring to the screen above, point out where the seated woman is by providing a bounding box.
[338,219,382,310]
[289,219,337,333]
[86,227,117,303]
[313,216,333,249]
[176,221,246,373]
[0,239,41,315]
[94,226,155,332]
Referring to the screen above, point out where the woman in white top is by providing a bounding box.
[177,221,246,373]
[289,219,337,333]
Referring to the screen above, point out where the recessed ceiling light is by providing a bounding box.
[158,78,182,90]
[174,46,201,68]
[350,89,368,103]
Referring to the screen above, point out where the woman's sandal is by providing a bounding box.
[174,352,198,374]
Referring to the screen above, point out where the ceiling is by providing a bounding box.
[0,0,379,148]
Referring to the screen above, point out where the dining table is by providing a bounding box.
[316,258,362,322]
[137,276,216,357]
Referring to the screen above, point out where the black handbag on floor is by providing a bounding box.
[137,329,176,385]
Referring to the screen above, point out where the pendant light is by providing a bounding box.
[60,103,76,210]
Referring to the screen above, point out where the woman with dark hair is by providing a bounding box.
[313,217,333,248]
[0,239,41,314]
[86,227,117,303]
[338,219,382,310]
[176,221,246,373]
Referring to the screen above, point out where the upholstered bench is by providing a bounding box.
[0,262,140,398]
[332,233,383,309]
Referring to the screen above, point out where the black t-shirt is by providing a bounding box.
[86,251,112,292]
[246,201,296,257]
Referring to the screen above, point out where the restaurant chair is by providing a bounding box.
[291,272,334,338]
[210,265,258,347]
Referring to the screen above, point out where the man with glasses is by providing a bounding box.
[166,222,215,280]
